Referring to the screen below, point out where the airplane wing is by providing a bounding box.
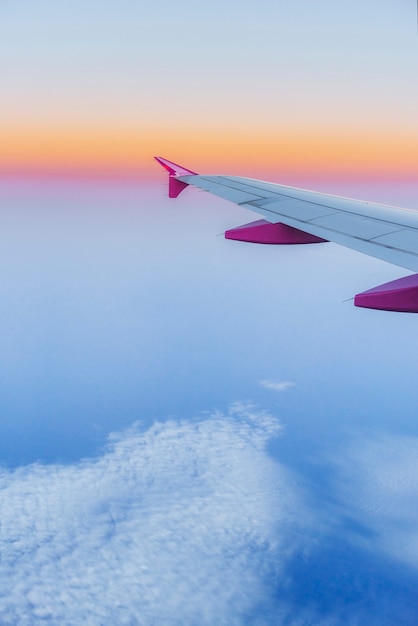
[155,156,418,312]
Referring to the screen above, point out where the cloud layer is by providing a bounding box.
[0,404,303,625]
[331,432,418,568]
[259,380,295,392]
[4,403,418,625]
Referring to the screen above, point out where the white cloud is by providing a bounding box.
[0,404,304,626]
[329,432,418,568]
[259,380,295,392]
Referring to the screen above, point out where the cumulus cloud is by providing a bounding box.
[0,404,304,626]
[259,380,295,392]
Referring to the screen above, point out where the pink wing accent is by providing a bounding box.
[154,156,197,176]
[154,156,198,198]
[225,220,327,245]
[354,274,418,313]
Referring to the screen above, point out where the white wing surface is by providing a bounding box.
[178,174,418,273]
[155,157,418,312]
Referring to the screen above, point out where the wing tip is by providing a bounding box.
[154,156,198,177]
[154,156,197,198]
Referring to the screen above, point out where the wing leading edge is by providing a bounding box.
[155,156,418,312]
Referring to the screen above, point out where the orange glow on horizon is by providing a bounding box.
[0,124,417,182]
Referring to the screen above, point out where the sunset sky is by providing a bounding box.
[1,0,417,180]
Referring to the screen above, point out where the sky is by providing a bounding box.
[1,2,418,625]
[0,0,417,179]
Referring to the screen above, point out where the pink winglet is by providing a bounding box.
[154,156,198,198]
[167,177,189,199]
[354,273,418,312]
[225,219,327,245]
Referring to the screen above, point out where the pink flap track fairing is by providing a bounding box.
[225,219,327,245]
[354,274,418,313]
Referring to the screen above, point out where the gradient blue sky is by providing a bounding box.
[1,2,418,625]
